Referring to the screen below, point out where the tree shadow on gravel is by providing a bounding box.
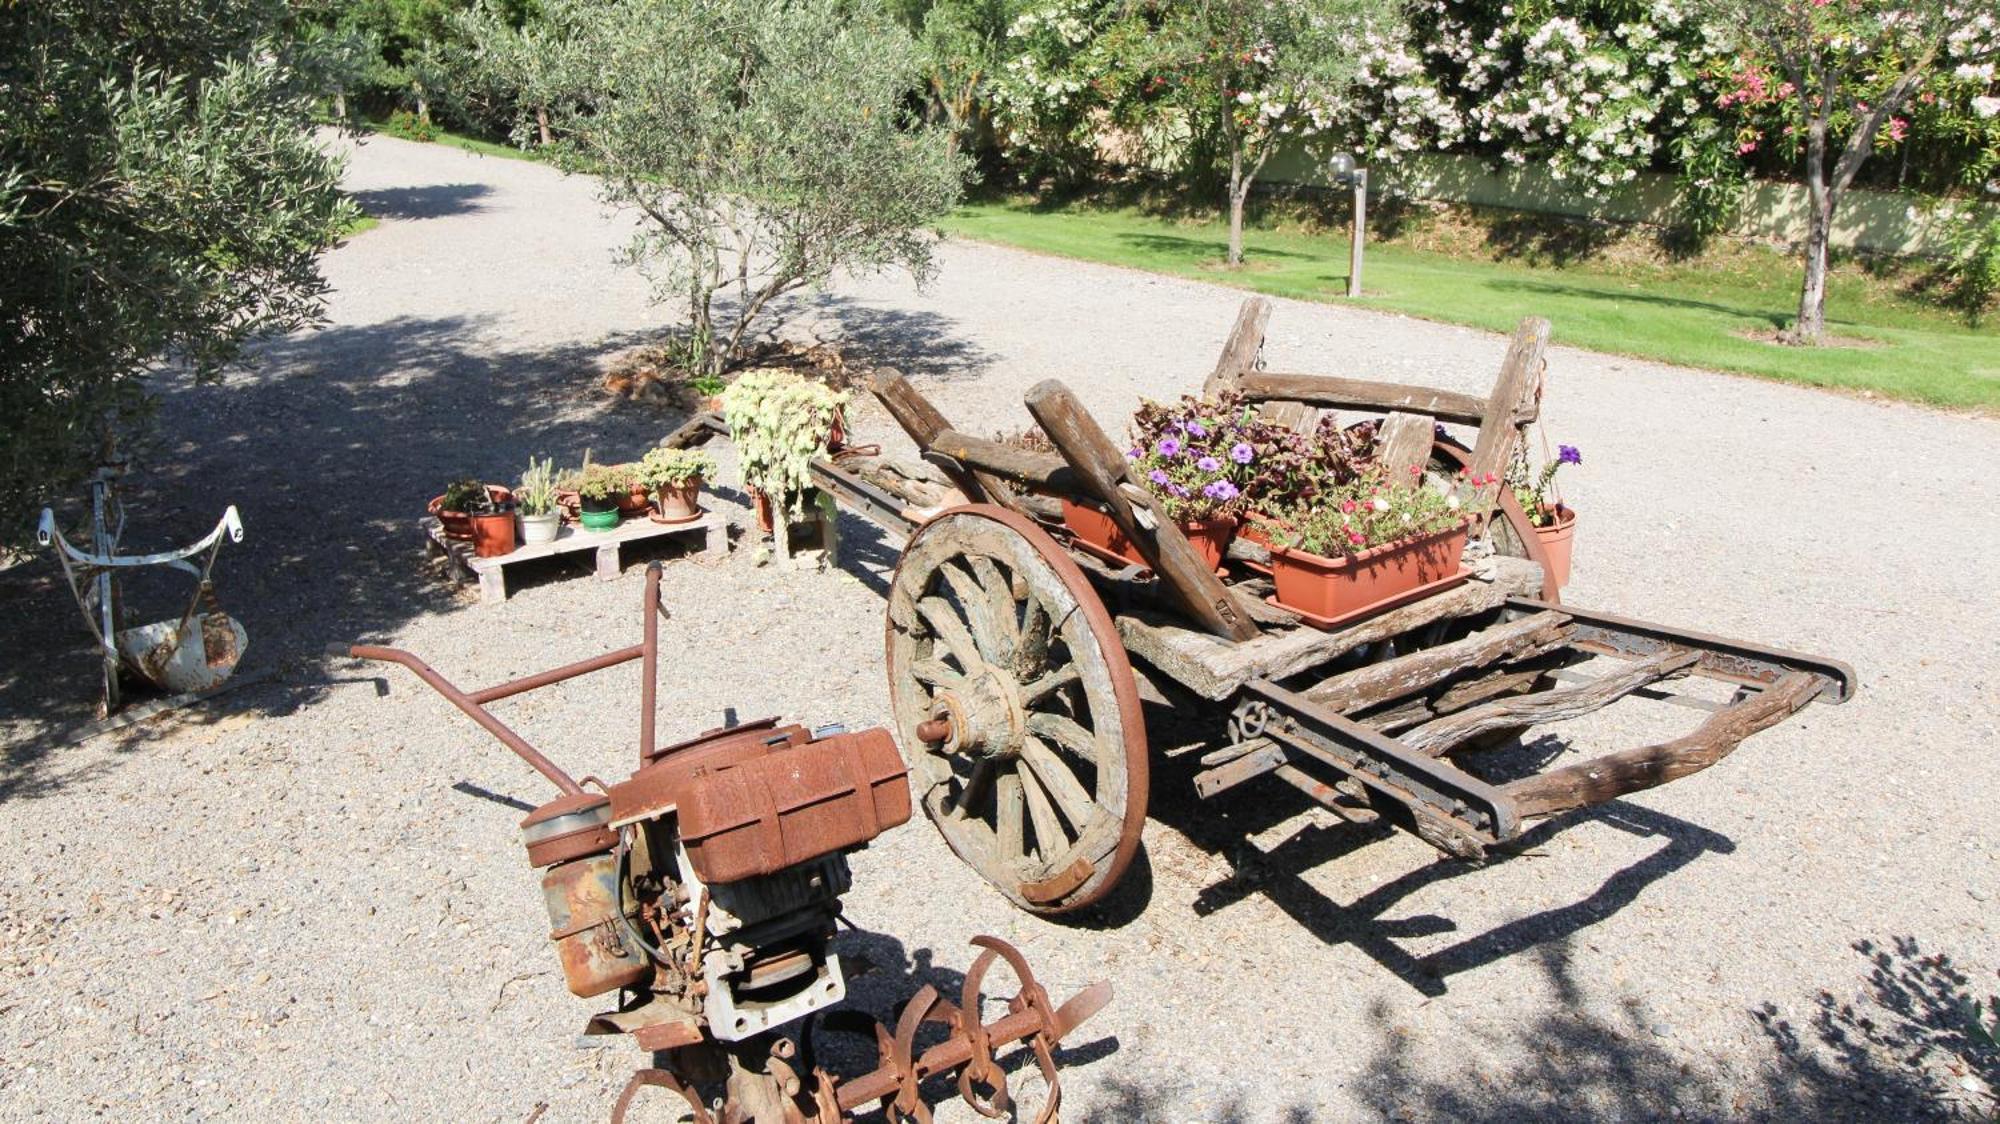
[0,298,993,800]
[348,182,493,221]
[1351,935,1997,1122]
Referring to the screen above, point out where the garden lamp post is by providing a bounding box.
[1329,152,1367,298]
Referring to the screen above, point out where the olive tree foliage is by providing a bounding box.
[1136,0,1397,268]
[1695,0,2000,342]
[506,0,969,377]
[889,0,1022,160]
[0,0,355,535]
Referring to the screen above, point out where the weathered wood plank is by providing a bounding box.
[1204,296,1272,396]
[1115,556,1546,700]
[866,370,1022,511]
[928,429,1080,492]
[1464,318,1551,518]
[1025,379,1260,642]
[1235,373,1501,427]
[1401,647,1699,755]
[1363,660,1558,732]
[1503,671,1819,819]
[1376,412,1435,486]
[1305,609,1572,713]
[1258,401,1320,434]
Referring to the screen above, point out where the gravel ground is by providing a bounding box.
[2,134,1997,1122]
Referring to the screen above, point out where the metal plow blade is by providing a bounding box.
[610,936,1110,1124]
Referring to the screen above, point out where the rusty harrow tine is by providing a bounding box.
[611,1067,713,1124]
[818,936,1107,1121]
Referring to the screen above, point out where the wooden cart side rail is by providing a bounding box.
[1232,374,1506,429]
[1505,598,1857,702]
[868,370,1026,513]
[1500,672,1819,818]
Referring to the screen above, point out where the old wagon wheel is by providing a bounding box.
[886,505,1148,914]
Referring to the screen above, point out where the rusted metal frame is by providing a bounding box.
[466,644,647,705]
[1238,678,1519,850]
[1504,598,1856,702]
[640,563,660,762]
[328,641,585,796]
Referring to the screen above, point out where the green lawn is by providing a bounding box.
[943,200,2000,413]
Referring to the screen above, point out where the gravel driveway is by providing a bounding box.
[2,134,1996,1122]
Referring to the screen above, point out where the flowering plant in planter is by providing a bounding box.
[1508,443,1582,528]
[1125,395,1262,521]
[1267,467,1475,626]
[636,447,714,490]
[1280,467,1467,559]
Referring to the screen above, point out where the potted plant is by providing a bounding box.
[1507,443,1583,588]
[1268,468,1472,624]
[718,368,846,561]
[1065,394,1276,568]
[1238,415,1379,555]
[574,463,629,531]
[430,479,514,541]
[637,447,715,522]
[467,486,518,558]
[516,457,562,545]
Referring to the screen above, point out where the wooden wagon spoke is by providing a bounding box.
[1018,764,1071,860]
[1016,596,1053,675]
[939,562,1007,664]
[1018,736,1094,827]
[1018,664,1081,707]
[966,554,1022,656]
[951,758,998,818]
[1025,711,1103,763]
[910,658,965,692]
[995,773,1026,865]
[916,595,983,672]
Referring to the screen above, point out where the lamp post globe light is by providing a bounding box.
[1329,151,1367,298]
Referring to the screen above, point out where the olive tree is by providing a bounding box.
[1143,0,1396,268]
[514,0,969,377]
[1698,0,1999,342]
[0,0,354,534]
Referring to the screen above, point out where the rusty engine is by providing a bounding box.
[328,564,1107,1123]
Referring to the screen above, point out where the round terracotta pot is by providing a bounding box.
[749,487,774,534]
[655,477,703,521]
[1532,504,1576,588]
[470,509,518,558]
[429,484,514,541]
[618,481,651,516]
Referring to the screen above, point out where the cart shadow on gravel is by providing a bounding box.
[1108,717,1740,1000]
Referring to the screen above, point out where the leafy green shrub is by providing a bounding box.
[380,108,437,142]
[1940,210,2000,324]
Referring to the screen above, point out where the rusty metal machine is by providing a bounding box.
[325,563,1108,1123]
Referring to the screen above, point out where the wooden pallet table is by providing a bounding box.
[423,512,727,604]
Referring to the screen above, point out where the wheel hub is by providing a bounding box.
[925,665,1025,761]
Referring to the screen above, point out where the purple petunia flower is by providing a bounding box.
[1185,420,1209,439]
[1202,480,1240,501]
[1127,447,1143,460]
[1196,455,1221,472]
[1148,468,1170,485]
[1558,444,1582,466]
[1168,483,1190,498]
[1157,437,1183,458]
[1229,442,1254,464]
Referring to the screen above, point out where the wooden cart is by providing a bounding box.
[671,299,1854,916]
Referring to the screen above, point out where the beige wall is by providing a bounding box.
[1264,147,1992,258]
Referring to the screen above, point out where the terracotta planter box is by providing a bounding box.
[428,484,514,541]
[1270,522,1470,622]
[1061,500,1236,570]
[1533,504,1576,588]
